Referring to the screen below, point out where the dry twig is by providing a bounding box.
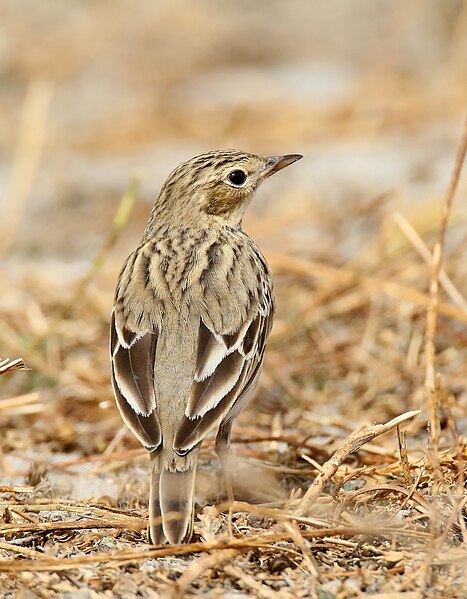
[0,358,28,375]
[397,427,412,486]
[170,549,240,598]
[0,523,430,572]
[61,176,139,318]
[0,81,52,256]
[425,117,467,456]
[294,410,420,516]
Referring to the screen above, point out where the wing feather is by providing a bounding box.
[110,310,161,450]
[111,365,161,450]
[174,347,264,454]
[174,305,272,454]
[188,349,244,417]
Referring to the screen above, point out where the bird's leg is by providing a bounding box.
[215,421,234,504]
[215,421,235,539]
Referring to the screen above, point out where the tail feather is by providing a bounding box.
[148,469,166,545]
[149,461,197,545]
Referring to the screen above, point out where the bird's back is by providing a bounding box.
[115,226,272,450]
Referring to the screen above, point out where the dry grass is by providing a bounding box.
[2,2,467,597]
[2,149,467,595]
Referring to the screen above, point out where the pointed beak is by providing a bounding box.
[260,154,303,179]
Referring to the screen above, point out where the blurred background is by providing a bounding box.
[1,0,467,572]
[1,0,467,266]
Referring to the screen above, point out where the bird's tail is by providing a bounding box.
[148,455,197,545]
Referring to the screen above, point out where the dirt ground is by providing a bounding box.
[1,1,467,597]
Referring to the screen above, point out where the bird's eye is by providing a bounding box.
[227,170,247,186]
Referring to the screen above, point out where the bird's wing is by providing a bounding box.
[173,272,274,454]
[110,250,162,451]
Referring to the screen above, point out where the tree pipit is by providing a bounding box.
[110,149,302,544]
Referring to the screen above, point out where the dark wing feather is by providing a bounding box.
[174,302,272,454]
[188,348,245,417]
[174,354,263,454]
[110,310,161,451]
[111,368,161,450]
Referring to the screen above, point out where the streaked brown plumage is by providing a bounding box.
[110,149,302,544]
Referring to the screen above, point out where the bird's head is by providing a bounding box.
[152,149,302,228]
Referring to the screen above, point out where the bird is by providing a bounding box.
[110,149,302,545]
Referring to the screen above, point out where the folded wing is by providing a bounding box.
[174,284,273,454]
[110,310,161,451]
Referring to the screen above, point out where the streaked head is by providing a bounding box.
[153,149,302,227]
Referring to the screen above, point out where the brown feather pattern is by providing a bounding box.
[109,149,301,544]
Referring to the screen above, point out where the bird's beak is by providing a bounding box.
[260,154,303,179]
